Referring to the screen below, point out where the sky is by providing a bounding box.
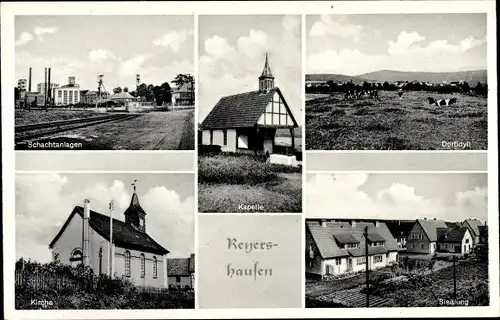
[307,14,487,76]
[15,15,194,91]
[16,173,194,263]
[306,173,488,222]
[198,15,302,124]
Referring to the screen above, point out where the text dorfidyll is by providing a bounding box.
[226,238,278,280]
[441,141,472,149]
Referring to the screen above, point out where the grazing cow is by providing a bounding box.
[427,97,458,106]
[369,90,379,99]
[397,89,404,99]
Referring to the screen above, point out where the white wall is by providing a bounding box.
[406,222,433,254]
[202,130,211,145]
[322,257,348,275]
[238,134,249,149]
[51,211,167,288]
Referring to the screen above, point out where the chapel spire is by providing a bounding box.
[259,52,275,92]
[124,180,147,232]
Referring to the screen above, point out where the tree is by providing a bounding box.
[14,87,20,102]
[113,87,122,94]
[152,82,172,106]
[172,74,194,89]
[123,87,129,93]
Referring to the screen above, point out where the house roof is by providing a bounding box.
[306,220,399,259]
[445,222,460,229]
[200,87,298,129]
[168,255,195,276]
[367,233,387,243]
[385,220,415,239]
[333,233,358,244]
[464,219,483,236]
[347,246,388,257]
[49,206,169,255]
[173,82,194,93]
[416,219,448,242]
[437,227,469,243]
[110,91,136,100]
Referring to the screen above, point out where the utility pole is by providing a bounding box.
[453,255,457,298]
[364,226,370,308]
[108,200,114,278]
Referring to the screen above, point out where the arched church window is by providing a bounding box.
[153,256,158,279]
[140,254,145,278]
[70,248,83,267]
[125,251,131,277]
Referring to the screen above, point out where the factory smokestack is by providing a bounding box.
[44,68,48,108]
[47,68,51,105]
[82,199,91,266]
[28,67,32,92]
[136,74,140,90]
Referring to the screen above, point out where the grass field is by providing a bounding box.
[198,154,302,213]
[306,91,487,150]
[15,109,102,125]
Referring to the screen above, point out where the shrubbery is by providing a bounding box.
[15,259,194,309]
[198,154,300,185]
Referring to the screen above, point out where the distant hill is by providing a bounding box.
[307,69,487,85]
[306,74,372,84]
[357,69,487,84]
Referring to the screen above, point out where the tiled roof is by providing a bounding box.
[437,227,469,243]
[200,87,298,129]
[306,220,399,259]
[416,219,448,242]
[110,91,136,100]
[168,254,195,276]
[347,246,388,257]
[367,232,386,243]
[333,233,358,244]
[464,219,483,236]
[173,82,194,93]
[49,206,169,255]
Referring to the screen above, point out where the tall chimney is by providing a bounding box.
[28,67,32,92]
[47,68,51,104]
[44,68,48,107]
[82,199,90,266]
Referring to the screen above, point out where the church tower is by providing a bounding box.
[258,52,275,92]
[124,182,147,232]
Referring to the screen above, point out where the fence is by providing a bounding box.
[15,270,173,295]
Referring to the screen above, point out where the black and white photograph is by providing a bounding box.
[14,15,195,150]
[305,14,488,150]
[15,173,195,309]
[197,15,303,213]
[305,173,489,308]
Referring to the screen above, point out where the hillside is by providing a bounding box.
[306,74,372,84]
[357,69,487,84]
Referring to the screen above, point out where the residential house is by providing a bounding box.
[436,227,473,254]
[305,220,399,277]
[171,82,194,106]
[461,219,484,245]
[167,253,195,289]
[406,218,448,255]
[200,53,299,162]
[49,186,170,288]
[385,220,415,249]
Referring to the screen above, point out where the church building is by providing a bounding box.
[200,53,299,162]
[49,186,170,288]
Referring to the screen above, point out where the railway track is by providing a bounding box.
[15,113,141,143]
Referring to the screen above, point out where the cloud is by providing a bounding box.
[15,32,34,47]
[33,26,58,41]
[118,54,150,77]
[153,30,192,52]
[15,174,194,262]
[306,174,488,222]
[204,35,235,58]
[237,29,269,59]
[307,31,487,75]
[88,49,117,62]
[309,15,364,40]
